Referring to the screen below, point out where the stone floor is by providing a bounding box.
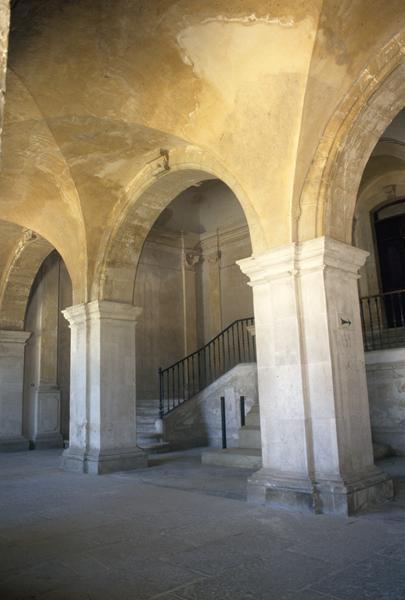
[1,449,405,600]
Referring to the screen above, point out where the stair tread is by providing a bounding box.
[203,447,261,456]
[201,447,262,469]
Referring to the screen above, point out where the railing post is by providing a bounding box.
[220,396,227,449]
[240,395,245,427]
[158,367,164,419]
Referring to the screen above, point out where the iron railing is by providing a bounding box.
[159,317,255,417]
[360,289,405,351]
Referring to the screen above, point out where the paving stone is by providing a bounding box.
[1,448,405,600]
[174,552,333,600]
[281,590,340,600]
[287,519,405,569]
[313,554,405,600]
[162,531,292,576]
[0,559,77,599]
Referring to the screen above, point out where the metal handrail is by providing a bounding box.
[159,317,255,417]
[360,289,405,351]
[360,288,405,300]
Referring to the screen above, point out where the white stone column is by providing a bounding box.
[0,330,31,451]
[238,236,393,515]
[61,301,147,474]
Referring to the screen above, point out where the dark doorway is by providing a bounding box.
[375,208,405,327]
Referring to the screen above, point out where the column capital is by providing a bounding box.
[237,237,369,286]
[63,301,142,327]
[0,330,31,345]
[237,244,296,285]
[296,236,369,275]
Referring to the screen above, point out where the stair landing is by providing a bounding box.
[202,447,262,469]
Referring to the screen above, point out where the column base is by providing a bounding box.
[61,446,148,474]
[30,432,63,450]
[247,466,394,516]
[0,436,30,452]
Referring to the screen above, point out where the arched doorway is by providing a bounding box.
[133,178,259,458]
[62,154,264,475]
[353,107,405,456]
[23,250,72,449]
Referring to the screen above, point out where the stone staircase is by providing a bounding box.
[136,398,169,452]
[201,402,262,469]
[200,402,391,469]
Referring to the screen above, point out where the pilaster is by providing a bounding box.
[238,237,393,515]
[0,330,31,451]
[199,235,222,342]
[61,300,147,474]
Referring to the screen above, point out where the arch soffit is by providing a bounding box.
[94,145,266,303]
[297,30,405,245]
[0,227,54,330]
[2,69,88,301]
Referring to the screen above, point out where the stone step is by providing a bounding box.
[244,403,260,427]
[137,431,163,443]
[137,419,157,425]
[136,398,161,441]
[138,441,171,454]
[201,447,262,469]
[137,414,159,422]
[136,407,160,415]
[137,428,159,437]
[137,415,159,424]
[138,433,160,441]
[238,426,261,449]
[136,402,160,410]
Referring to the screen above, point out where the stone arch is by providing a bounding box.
[94,145,266,302]
[297,30,405,244]
[0,225,55,330]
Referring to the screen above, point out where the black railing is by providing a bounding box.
[360,289,405,351]
[159,317,255,417]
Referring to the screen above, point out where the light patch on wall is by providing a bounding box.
[177,17,315,106]
[201,14,294,26]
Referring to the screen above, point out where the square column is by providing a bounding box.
[0,330,31,451]
[238,237,393,515]
[62,301,147,474]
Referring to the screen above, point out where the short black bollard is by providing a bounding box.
[220,396,227,449]
[240,396,245,427]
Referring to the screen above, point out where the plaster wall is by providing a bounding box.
[134,232,188,402]
[0,0,9,153]
[366,348,405,455]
